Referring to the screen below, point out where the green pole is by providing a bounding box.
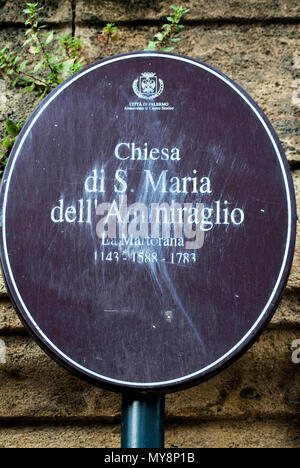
[121,393,165,448]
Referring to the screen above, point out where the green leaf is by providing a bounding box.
[23,38,32,47]
[19,60,28,71]
[145,41,158,51]
[60,59,75,70]
[167,17,173,22]
[24,83,35,93]
[33,61,43,73]
[170,37,181,42]
[2,136,13,149]
[12,77,19,87]
[45,31,54,45]
[6,119,20,137]
[155,33,164,41]
[160,47,175,52]
[170,5,178,10]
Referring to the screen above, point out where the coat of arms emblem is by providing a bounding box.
[133,72,164,100]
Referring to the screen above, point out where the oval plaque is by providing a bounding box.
[0,52,297,392]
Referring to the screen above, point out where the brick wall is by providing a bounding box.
[0,0,299,448]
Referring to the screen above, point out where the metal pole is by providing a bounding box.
[121,393,165,448]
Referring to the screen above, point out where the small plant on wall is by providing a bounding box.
[0,2,189,173]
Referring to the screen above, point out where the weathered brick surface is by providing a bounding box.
[168,329,300,419]
[272,290,300,326]
[0,329,298,420]
[75,0,300,23]
[288,170,300,290]
[0,422,121,448]
[1,0,299,25]
[0,0,71,24]
[165,418,300,449]
[0,418,299,448]
[0,272,7,298]
[0,335,121,419]
[0,299,24,332]
[3,0,299,25]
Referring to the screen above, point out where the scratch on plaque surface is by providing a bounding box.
[95,146,207,353]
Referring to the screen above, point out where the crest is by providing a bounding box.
[132,72,164,100]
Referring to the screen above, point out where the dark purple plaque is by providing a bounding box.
[0,52,297,392]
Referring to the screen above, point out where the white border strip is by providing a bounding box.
[1,53,292,387]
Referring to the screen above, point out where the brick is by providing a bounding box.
[0,271,7,298]
[0,299,24,333]
[165,418,300,448]
[0,421,120,448]
[0,329,298,420]
[0,1,72,24]
[271,289,300,326]
[288,170,300,290]
[76,0,300,23]
[0,417,298,448]
[166,329,300,420]
[1,1,300,26]
[0,335,121,419]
